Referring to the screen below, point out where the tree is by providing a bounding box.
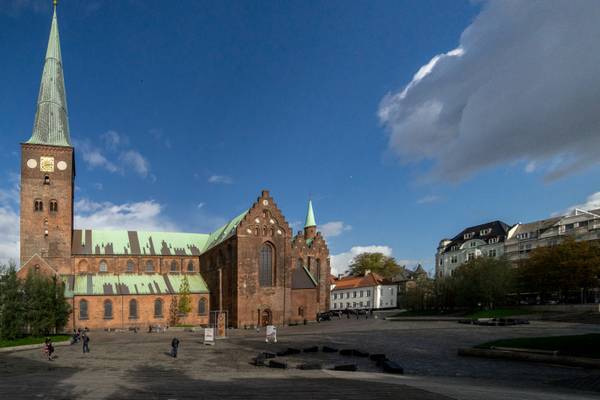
[169,296,179,326]
[49,275,70,334]
[404,274,434,311]
[177,276,192,316]
[347,252,402,279]
[519,238,600,302]
[452,257,515,309]
[0,262,25,340]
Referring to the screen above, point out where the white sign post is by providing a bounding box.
[204,327,215,346]
[265,325,277,343]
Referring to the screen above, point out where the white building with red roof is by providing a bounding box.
[329,272,397,310]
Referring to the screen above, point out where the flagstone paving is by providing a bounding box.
[1,317,599,399]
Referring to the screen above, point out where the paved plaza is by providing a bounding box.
[1,317,599,399]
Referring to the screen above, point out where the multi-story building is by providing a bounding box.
[505,209,600,263]
[329,272,397,310]
[16,3,330,330]
[435,221,511,278]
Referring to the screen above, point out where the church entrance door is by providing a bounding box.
[261,309,272,326]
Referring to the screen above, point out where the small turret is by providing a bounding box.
[304,200,317,239]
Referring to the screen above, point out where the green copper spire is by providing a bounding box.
[304,200,316,228]
[26,2,71,147]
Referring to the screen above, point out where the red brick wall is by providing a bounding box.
[292,231,331,313]
[20,144,74,275]
[67,294,210,330]
[290,289,318,324]
[72,256,200,275]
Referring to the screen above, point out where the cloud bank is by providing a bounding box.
[320,221,352,238]
[379,0,600,181]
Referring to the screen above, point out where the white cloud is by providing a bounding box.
[208,175,233,184]
[79,142,119,173]
[379,1,600,182]
[561,192,600,215]
[330,245,393,277]
[197,202,205,209]
[120,150,150,178]
[74,199,178,231]
[320,221,352,237]
[0,207,19,265]
[101,130,125,150]
[416,195,441,205]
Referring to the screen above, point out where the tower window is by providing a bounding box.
[34,199,43,212]
[50,200,58,212]
[44,175,50,185]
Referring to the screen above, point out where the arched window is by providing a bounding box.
[146,260,154,272]
[99,260,108,273]
[104,300,113,319]
[170,261,178,272]
[129,299,138,319]
[154,298,163,317]
[78,259,89,274]
[43,175,50,185]
[126,260,134,273]
[296,258,303,270]
[79,299,88,320]
[187,261,194,272]
[298,306,304,317]
[34,199,43,212]
[49,200,58,212]
[198,298,207,315]
[315,259,321,280]
[259,243,274,287]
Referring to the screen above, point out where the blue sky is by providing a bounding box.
[2,1,600,274]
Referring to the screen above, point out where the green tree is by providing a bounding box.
[404,274,434,311]
[177,276,192,316]
[347,252,402,279]
[519,238,600,302]
[452,257,515,309]
[169,296,179,326]
[49,275,70,333]
[23,272,55,336]
[0,262,25,340]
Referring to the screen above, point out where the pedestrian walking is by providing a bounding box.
[44,338,54,361]
[171,337,180,358]
[82,333,90,353]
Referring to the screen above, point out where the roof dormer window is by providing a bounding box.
[480,228,491,236]
[463,232,474,240]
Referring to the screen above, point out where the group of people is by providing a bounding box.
[70,328,91,353]
[44,328,181,361]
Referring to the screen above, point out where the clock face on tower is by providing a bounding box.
[40,156,55,172]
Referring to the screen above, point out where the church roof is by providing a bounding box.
[61,274,208,297]
[72,210,249,256]
[304,200,316,228]
[27,4,71,147]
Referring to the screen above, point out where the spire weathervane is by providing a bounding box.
[53,0,58,6]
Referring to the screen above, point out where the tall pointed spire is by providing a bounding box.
[27,1,71,147]
[304,200,316,228]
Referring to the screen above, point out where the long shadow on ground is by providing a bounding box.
[118,365,452,400]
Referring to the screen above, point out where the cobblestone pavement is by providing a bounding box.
[1,317,599,399]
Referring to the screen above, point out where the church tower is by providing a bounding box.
[20,2,74,274]
[303,200,317,239]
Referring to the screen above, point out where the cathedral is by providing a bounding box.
[17,4,330,330]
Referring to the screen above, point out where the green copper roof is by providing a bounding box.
[72,210,248,256]
[203,210,248,252]
[72,229,210,256]
[62,274,208,296]
[27,5,71,147]
[304,200,316,228]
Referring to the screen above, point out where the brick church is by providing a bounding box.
[17,3,330,330]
